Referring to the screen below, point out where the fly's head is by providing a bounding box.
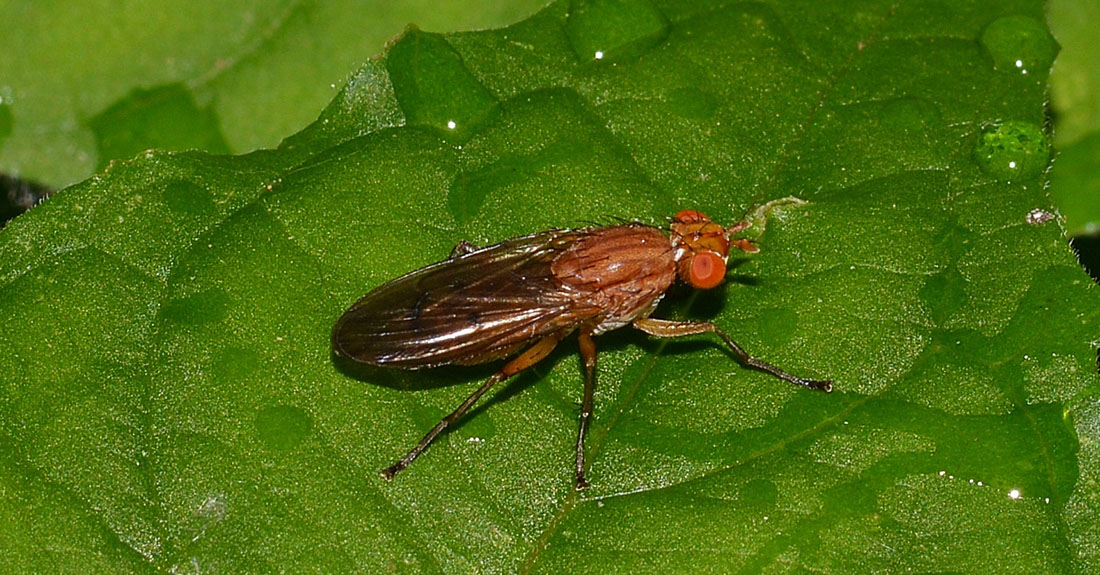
[670,210,758,289]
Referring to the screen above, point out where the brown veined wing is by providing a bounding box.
[332,229,604,369]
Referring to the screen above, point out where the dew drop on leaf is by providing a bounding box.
[972,121,1051,183]
[565,0,669,62]
[979,15,1058,77]
[385,26,497,139]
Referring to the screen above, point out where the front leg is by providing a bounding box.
[633,318,832,392]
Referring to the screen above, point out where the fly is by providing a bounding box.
[332,210,833,490]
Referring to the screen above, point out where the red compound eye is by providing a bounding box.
[674,209,709,224]
[688,252,726,289]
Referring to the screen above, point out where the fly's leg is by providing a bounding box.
[381,332,563,481]
[575,330,597,490]
[633,318,832,392]
[449,241,479,258]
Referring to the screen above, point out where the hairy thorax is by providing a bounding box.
[550,224,677,334]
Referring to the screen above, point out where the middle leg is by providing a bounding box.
[575,330,597,490]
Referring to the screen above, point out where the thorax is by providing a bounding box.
[550,224,677,333]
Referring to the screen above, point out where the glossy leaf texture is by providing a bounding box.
[0,0,545,188]
[2,1,1099,573]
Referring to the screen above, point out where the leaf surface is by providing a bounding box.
[2,1,1098,573]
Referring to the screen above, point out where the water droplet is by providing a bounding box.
[255,404,313,451]
[566,0,669,63]
[979,16,1058,77]
[973,121,1051,182]
[386,26,497,140]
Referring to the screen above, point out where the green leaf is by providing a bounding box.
[0,0,545,188]
[3,1,1099,574]
[1049,132,1100,235]
[1048,1,1100,235]
[1049,0,1100,147]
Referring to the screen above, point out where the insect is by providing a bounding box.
[332,210,833,490]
